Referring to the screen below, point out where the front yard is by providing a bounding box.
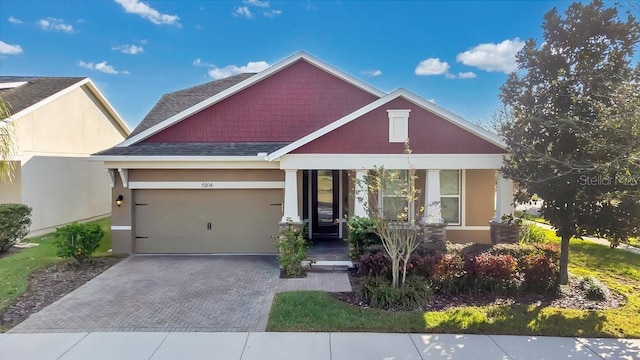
[267,230,640,338]
[0,217,118,332]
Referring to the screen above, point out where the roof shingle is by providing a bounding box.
[128,73,256,138]
[0,76,86,115]
[94,142,290,157]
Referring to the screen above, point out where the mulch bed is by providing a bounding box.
[331,271,625,312]
[0,257,122,329]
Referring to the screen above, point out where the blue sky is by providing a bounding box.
[0,0,634,130]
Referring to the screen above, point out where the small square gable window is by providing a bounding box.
[387,109,410,143]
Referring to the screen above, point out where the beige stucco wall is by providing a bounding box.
[129,169,285,182]
[464,169,496,226]
[448,229,491,244]
[0,162,22,204]
[12,85,127,233]
[110,175,133,254]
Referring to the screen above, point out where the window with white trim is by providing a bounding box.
[378,169,415,221]
[440,170,461,225]
[387,109,410,143]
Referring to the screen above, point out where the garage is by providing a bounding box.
[134,189,283,254]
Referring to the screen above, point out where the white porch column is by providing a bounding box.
[354,170,368,218]
[494,175,514,221]
[423,169,443,223]
[282,169,301,223]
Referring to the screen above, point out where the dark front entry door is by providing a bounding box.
[311,170,339,238]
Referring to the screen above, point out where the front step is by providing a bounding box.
[302,260,354,272]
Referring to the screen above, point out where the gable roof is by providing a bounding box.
[118,51,386,147]
[94,141,289,157]
[129,73,255,138]
[268,88,507,160]
[0,76,131,136]
[0,76,85,115]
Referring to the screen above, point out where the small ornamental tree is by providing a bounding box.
[499,0,640,284]
[356,143,435,288]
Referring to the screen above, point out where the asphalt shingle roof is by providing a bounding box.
[94,142,290,157]
[128,73,256,138]
[0,76,86,115]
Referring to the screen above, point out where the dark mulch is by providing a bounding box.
[331,271,625,312]
[0,257,122,329]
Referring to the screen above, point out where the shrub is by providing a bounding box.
[54,222,104,264]
[406,252,441,278]
[359,275,432,310]
[358,251,391,277]
[432,254,467,294]
[445,242,491,257]
[519,222,548,244]
[465,253,519,295]
[578,276,610,301]
[276,222,309,277]
[521,254,558,293]
[346,216,381,260]
[530,243,560,262]
[0,203,32,253]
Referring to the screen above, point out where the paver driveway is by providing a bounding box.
[9,256,351,333]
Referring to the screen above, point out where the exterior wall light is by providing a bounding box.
[116,195,124,207]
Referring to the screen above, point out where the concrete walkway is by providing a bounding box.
[531,222,640,256]
[0,332,638,360]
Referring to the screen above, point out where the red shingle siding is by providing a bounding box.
[144,60,379,143]
[292,98,505,154]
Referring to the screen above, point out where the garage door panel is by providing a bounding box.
[134,189,282,254]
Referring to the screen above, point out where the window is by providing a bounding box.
[440,170,461,225]
[387,110,410,143]
[379,169,414,221]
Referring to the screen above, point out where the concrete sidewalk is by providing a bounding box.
[0,332,638,360]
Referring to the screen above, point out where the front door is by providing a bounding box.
[311,170,339,238]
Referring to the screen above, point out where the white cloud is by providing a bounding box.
[457,71,477,79]
[38,17,74,33]
[362,69,382,77]
[263,9,282,17]
[415,58,450,76]
[445,72,456,79]
[243,0,269,7]
[193,58,216,67]
[114,0,180,26]
[78,60,127,75]
[456,38,525,73]
[233,6,252,18]
[112,44,144,54]
[0,41,23,55]
[8,16,23,24]
[208,61,269,79]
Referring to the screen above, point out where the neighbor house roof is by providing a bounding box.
[94,141,289,157]
[0,76,131,136]
[129,73,256,138]
[0,76,86,115]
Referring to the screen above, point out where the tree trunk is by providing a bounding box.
[559,235,570,285]
[391,256,400,288]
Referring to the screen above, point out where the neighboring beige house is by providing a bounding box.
[0,76,130,235]
[94,52,513,255]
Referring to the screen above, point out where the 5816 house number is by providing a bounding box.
[201,182,215,188]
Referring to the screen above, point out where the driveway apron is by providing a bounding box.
[9,256,282,333]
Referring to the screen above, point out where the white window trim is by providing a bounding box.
[387,109,410,143]
[377,169,416,220]
[440,169,462,226]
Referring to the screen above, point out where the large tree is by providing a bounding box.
[0,97,17,183]
[499,0,640,284]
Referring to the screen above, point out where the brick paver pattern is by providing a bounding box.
[9,256,351,333]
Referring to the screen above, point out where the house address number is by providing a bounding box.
[201,182,215,188]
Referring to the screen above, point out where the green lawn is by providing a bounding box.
[267,229,640,337]
[0,217,112,313]
[514,210,550,225]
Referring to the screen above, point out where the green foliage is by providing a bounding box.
[359,276,433,310]
[54,222,104,264]
[578,275,610,301]
[275,222,309,277]
[519,222,548,244]
[0,204,32,253]
[432,254,467,295]
[465,253,519,295]
[521,255,559,293]
[499,0,640,284]
[346,216,381,259]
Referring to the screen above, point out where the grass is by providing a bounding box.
[0,217,112,314]
[514,210,550,225]
[267,229,640,337]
